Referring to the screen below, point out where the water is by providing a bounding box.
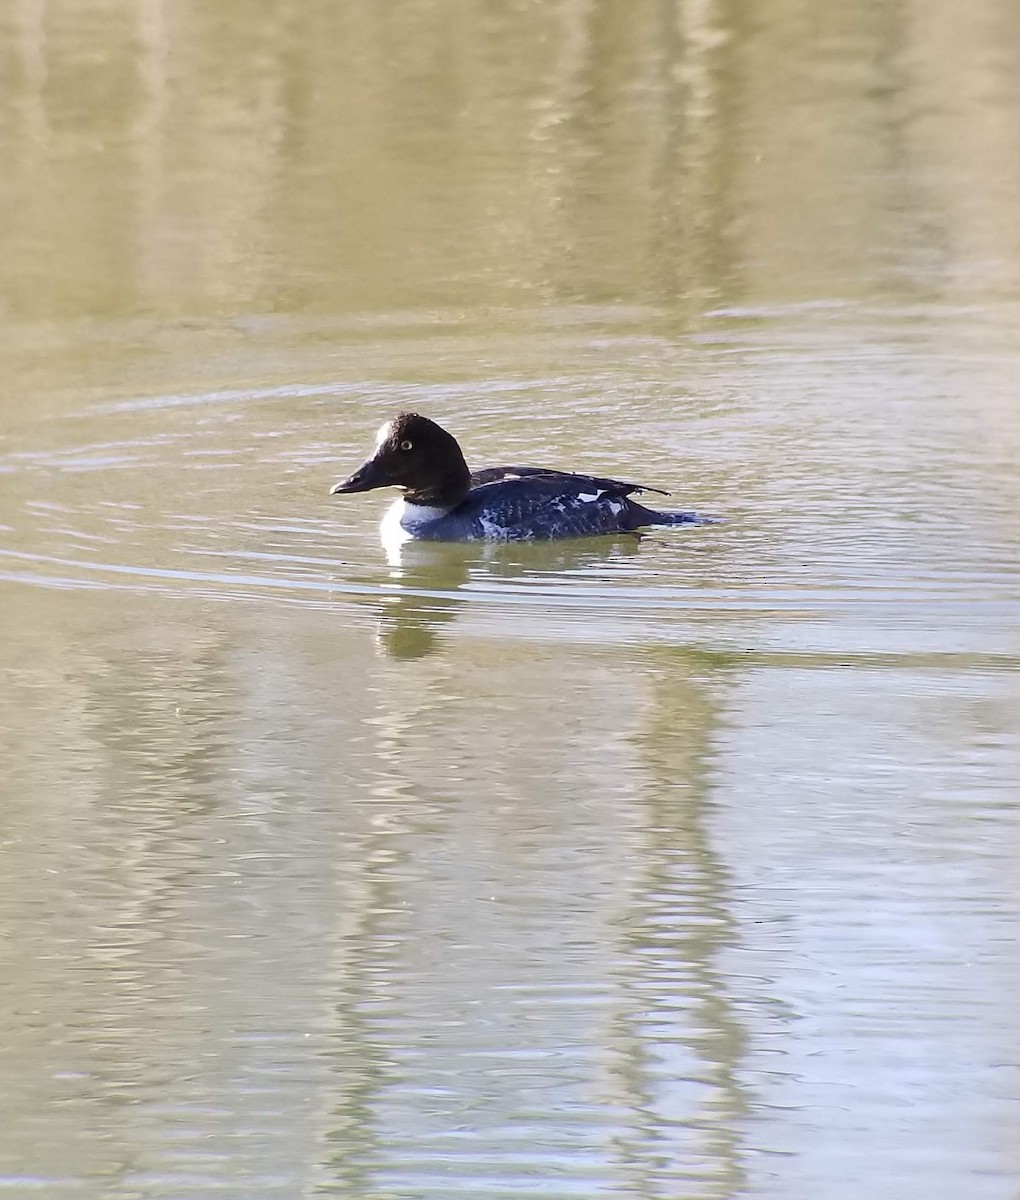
[2,3,1020,1199]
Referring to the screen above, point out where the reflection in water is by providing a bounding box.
[373,536,645,659]
[373,539,476,660]
[2,0,1020,321]
[604,648,746,1192]
[310,615,745,1194]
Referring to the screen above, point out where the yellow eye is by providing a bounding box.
[399,439,413,451]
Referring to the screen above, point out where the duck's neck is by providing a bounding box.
[404,450,471,509]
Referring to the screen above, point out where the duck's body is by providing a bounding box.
[331,413,714,543]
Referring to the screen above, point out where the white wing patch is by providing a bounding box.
[577,489,607,503]
[478,514,507,539]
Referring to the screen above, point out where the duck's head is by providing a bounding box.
[330,412,471,507]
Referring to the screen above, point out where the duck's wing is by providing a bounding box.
[470,465,670,497]
[448,475,648,539]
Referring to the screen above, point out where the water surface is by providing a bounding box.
[2,3,1020,1199]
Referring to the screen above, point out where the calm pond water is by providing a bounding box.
[3,3,1020,1198]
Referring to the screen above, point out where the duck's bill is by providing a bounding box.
[330,457,386,495]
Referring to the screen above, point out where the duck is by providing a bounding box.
[330,412,715,542]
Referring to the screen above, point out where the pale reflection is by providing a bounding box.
[375,539,475,660]
[521,642,745,1192]
[4,0,1019,319]
[318,609,743,1195]
[371,535,644,659]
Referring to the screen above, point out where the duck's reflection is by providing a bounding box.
[371,535,646,660]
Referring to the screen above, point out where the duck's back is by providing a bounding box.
[414,467,699,541]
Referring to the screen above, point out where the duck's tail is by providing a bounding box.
[632,503,722,528]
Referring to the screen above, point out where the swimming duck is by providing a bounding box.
[331,412,715,542]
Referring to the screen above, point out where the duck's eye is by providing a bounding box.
[399,439,413,451]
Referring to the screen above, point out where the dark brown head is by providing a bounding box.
[330,413,472,508]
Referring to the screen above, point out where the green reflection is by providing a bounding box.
[5,0,1018,323]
